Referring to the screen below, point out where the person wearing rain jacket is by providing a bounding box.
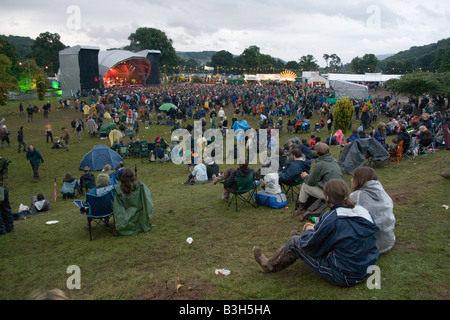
[350,167,395,254]
[253,179,379,287]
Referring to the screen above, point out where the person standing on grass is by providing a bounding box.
[45,122,54,143]
[75,119,83,143]
[0,186,14,235]
[61,127,70,151]
[17,126,26,153]
[26,144,44,182]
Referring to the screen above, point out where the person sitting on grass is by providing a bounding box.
[61,172,79,199]
[350,167,395,254]
[252,179,379,287]
[113,168,154,236]
[183,157,208,185]
[30,194,51,214]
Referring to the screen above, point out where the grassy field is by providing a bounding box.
[0,93,449,301]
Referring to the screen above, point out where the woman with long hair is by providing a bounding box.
[253,179,379,287]
[113,168,154,236]
[350,167,395,254]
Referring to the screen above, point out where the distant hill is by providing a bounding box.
[0,35,34,57]
[176,51,217,66]
[382,37,450,71]
[376,53,395,61]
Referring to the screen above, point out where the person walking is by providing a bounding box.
[61,127,70,151]
[26,144,45,182]
[17,126,27,153]
[75,120,83,143]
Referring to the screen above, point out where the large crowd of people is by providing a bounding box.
[1,81,449,288]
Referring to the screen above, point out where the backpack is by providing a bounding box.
[255,191,287,209]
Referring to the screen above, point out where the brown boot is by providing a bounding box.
[213,174,224,185]
[441,172,450,179]
[253,245,297,273]
[292,202,307,217]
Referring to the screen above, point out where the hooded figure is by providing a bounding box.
[350,168,396,254]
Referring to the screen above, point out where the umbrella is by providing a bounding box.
[159,103,178,111]
[79,144,123,172]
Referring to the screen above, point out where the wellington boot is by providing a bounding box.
[253,245,297,273]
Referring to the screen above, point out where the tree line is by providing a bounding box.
[1,27,449,105]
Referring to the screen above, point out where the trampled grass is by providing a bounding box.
[0,95,449,300]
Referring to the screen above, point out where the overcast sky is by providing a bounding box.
[1,0,449,66]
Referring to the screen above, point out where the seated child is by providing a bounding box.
[388,137,399,153]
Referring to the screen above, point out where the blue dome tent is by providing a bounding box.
[79,144,123,172]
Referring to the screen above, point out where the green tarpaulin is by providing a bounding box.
[113,182,154,236]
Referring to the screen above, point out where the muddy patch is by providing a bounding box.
[390,192,415,203]
[139,279,215,300]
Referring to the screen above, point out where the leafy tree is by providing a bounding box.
[298,54,319,71]
[333,97,354,134]
[384,60,412,74]
[35,70,48,100]
[323,54,330,69]
[329,53,342,72]
[259,54,276,73]
[126,27,179,75]
[385,71,449,111]
[0,54,18,105]
[177,57,200,74]
[241,45,261,73]
[438,49,450,72]
[210,50,234,72]
[285,60,299,72]
[351,53,379,73]
[29,32,65,74]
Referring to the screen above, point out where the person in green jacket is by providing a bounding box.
[26,144,44,182]
[293,142,343,217]
[113,168,154,236]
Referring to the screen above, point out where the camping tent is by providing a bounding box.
[338,138,390,174]
[79,144,123,171]
[307,75,330,88]
[232,120,250,132]
[99,122,116,137]
[331,80,368,100]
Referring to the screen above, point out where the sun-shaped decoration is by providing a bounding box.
[279,70,297,80]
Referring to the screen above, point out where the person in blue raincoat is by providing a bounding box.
[253,179,379,287]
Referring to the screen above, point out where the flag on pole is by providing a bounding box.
[54,178,57,202]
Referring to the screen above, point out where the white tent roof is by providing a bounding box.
[332,80,369,100]
[98,49,161,77]
[307,75,330,88]
[326,73,401,82]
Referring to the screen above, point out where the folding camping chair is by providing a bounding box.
[405,136,420,160]
[130,143,142,158]
[222,169,258,212]
[119,145,129,158]
[80,173,96,194]
[140,147,150,163]
[281,175,303,203]
[389,140,404,163]
[74,188,117,241]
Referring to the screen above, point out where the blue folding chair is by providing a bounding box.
[74,188,116,240]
